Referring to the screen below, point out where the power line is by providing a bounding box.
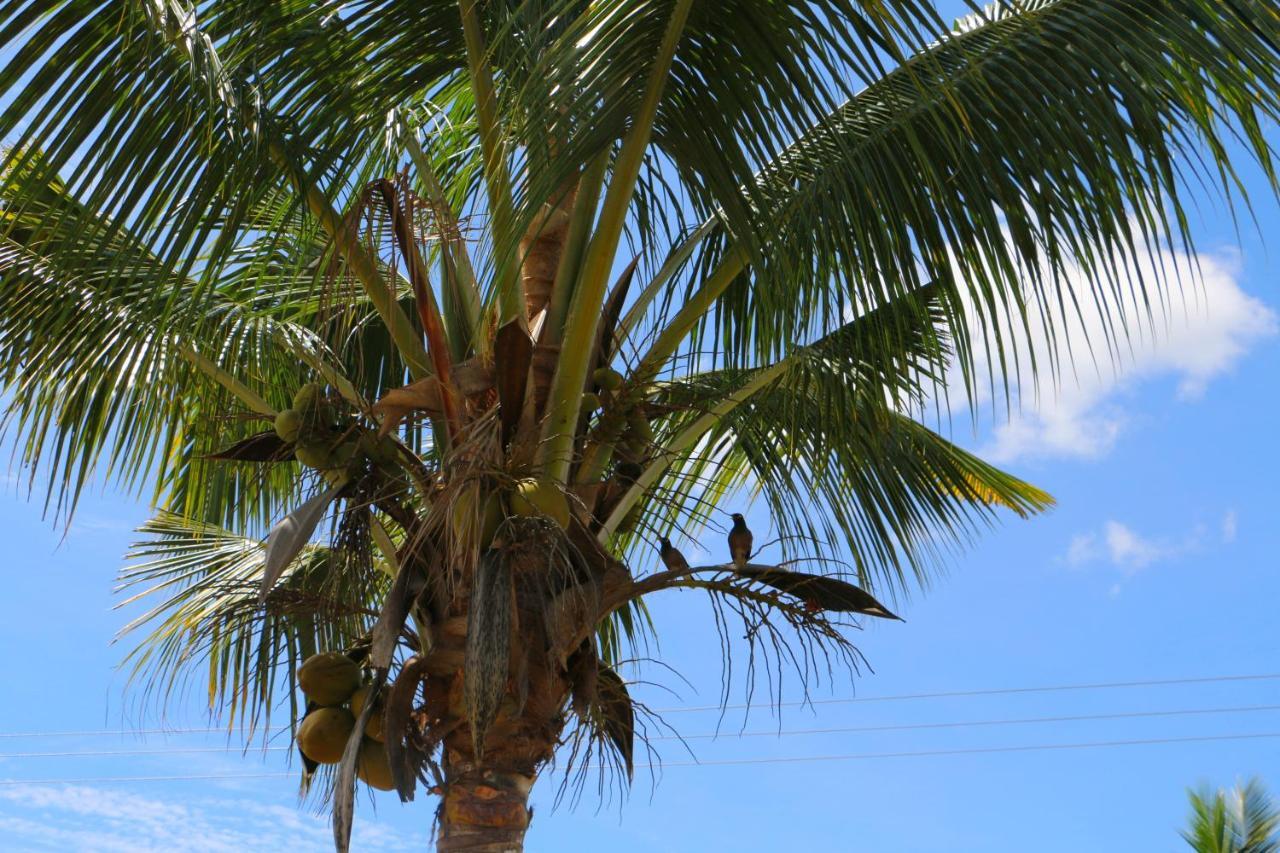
[1,673,1275,740]
[3,703,1277,758]
[0,745,292,759]
[0,773,293,787]
[660,703,1280,741]
[0,727,247,740]
[643,732,1280,768]
[655,673,1280,714]
[3,731,1278,785]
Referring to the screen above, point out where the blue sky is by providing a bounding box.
[3,6,1280,853]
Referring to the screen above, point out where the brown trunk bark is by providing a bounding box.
[426,540,581,852]
[437,770,534,852]
[520,190,575,323]
[521,180,577,422]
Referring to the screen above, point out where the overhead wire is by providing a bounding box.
[2,672,1275,738]
[0,703,1276,758]
[3,732,1279,785]
[653,673,1280,714]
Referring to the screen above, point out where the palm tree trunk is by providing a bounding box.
[436,770,534,852]
[520,187,575,322]
[431,583,575,853]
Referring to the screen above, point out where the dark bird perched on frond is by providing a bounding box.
[728,513,753,568]
[734,567,904,621]
[657,537,690,573]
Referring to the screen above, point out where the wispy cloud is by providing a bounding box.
[950,238,1276,462]
[1102,521,1174,572]
[0,783,427,852]
[1221,509,1238,544]
[1061,518,1209,578]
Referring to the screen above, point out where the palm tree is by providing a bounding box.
[1182,779,1280,853]
[0,0,1277,849]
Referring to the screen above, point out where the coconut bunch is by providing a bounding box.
[295,651,395,792]
[274,383,402,485]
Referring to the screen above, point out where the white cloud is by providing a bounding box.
[0,784,427,852]
[1222,509,1238,543]
[953,239,1276,462]
[1103,521,1170,572]
[1061,518,1206,577]
[1064,532,1101,567]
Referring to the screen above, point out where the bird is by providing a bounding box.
[657,537,691,573]
[728,513,753,568]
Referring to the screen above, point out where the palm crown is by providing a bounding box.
[1183,779,1280,853]
[1,0,1277,849]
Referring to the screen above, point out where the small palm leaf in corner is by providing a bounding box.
[1181,778,1280,853]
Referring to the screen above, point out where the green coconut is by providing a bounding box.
[452,487,506,547]
[292,382,323,412]
[314,401,339,429]
[580,392,602,413]
[294,441,334,470]
[330,439,359,470]
[510,478,570,529]
[356,737,395,791]
[274,408,302,443]
[350,684,385,742]
[297,652,361,706]
[356,429,394,463]
[297,706,356,765]
[592,367,624,391]
[626,410,655,443]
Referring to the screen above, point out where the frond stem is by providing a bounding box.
[538,0,694,481]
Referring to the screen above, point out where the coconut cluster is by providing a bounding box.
[295,652,394,791]
[276,384,398,482]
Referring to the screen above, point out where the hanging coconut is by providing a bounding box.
[452,485,506,548]
[293,441,334,470]
[356,737,395,791]
[329,439,359,471]
[292,382,322,412]
[357,429,398,467]
[297,706,356,765]
[350,684,385,742]
[274,409,302,443]
[592,366,624,391]
[510,478,570,529]
[297,651,361,705]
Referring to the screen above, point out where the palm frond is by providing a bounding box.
[614,282,1050,595]
[632,0,1280,389]
[0,161,369,527]
[116,510,388,737]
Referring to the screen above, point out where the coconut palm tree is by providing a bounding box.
[1182,779,1280,853]
[1,0,1277,849]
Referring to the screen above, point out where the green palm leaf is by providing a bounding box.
[0,0,1274,847]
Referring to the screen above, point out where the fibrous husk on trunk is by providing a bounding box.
[463,548,513,758]
[542,574,602,671]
